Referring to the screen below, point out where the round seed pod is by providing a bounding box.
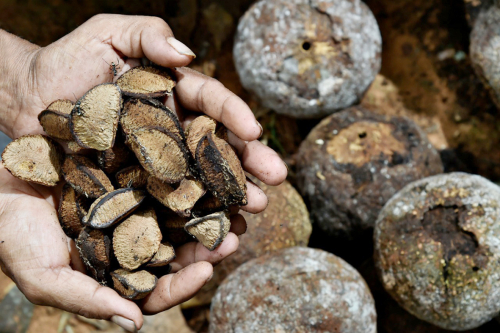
[374,172,500,330]
[233,0,382,118]
[186,179,311,307]
[296,106,443,241]
[210,247,376,333]
[470,4,500,109]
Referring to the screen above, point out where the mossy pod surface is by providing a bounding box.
[61,155,114,198]
[2,134,64,186]
[196,132,247,206]
[83,188,146,228]
[96,137,133,174]
[185,211,230,251]
[76,228,112,285]
[128,127,189,183]
[121,98,184,143]
[113,208,162,270]
[58,184,85,238]
[111,269,157,300]
[186,115,217,157]
[115,165,149,188]
[146,242,176,267]
[70,83,122,151]
[147,176,205,217]
[38,110,73,141]
[116,66,176,97]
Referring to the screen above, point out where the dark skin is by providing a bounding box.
[0,14,287,331]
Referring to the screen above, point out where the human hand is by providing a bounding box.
[0,14,287,331]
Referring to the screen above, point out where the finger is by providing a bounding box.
[85,14,195,67]
[173,67,262,141]
[228,131,287,186]
[241,180,269,214]
[230,214,247,236]
[169,233,240,272]
[19,266,143,332]
[140,261,213,314]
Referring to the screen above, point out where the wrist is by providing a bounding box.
[0,30,41,138]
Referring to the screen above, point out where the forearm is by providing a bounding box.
[0,29,40,138]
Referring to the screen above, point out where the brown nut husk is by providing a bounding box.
[186,115,217,157]
[374,172,500,330]
[191,193,224,217]
[58,183,90,238]
[121,98,184,143]
[296,106,443,243]
[46,99,74,115]
[115,165,149,188]
[70,83,122,151]
[38,110,73,141]
[111,269,157,300]
[83,188,146,228]
[2,134,64,186]
[209,247,377,332]
[145,242,176,267]
[113,208,162,270]
[67,141,85,153]
[128,127,189,184]
[61,155,114,198]
[116,66,176,98]
[196,132,246,206]
[96,136,134,174]
[185,211,230,251]
[147,176,206,217]
[76,228,112,285]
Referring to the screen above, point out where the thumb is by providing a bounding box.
[20,266,143,332]
[84,14,195,67]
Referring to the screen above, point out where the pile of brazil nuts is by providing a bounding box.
[1,66,247,300]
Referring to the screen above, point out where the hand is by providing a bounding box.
[0,14,287,331]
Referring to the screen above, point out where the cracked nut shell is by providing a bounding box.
[116,66,176,98]
[111,269,157,300]
[76,228,112,285]
[374,172,500,330]
[185,211,230,251]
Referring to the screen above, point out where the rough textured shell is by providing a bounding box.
[296,106,443,241]
[83,188,146,228]
[38,110,73,141]
[113,208,162,270]
[196,132,247,206]
[185,211,230,251]
[146,242,176,267]
[2,135,63,186]
[97,137,133,174]
[115,165,149,188]
[186,115,217,157]
[111,269,157,300]
[61,155,114,198]
[128,127,188,183]
[70,83,122,151]
[210,247,377,332]
[233,0,381,118]
[76,228,112,285]
[58,184,85,238]
[374,172,500,330]
[121,98,184,142]
[116,66,176,97]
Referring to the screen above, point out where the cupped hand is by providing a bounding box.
[0,14,287,332]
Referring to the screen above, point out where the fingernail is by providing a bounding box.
[256,120,263,138]
[111,315,137,333]
[167,37,196,58]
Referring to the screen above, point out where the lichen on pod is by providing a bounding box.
[210,247,377,333]
[296,106,443,243]
[374,172,500,330]
[233,0,382,118]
